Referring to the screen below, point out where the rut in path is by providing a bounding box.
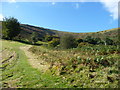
[20,45,50,72]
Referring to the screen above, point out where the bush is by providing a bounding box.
[30,32,39,44]
[76,38,83,44]
[84,36,103,45]
[45,35,53,42]
[60,34,77,49]
[94,38,104,45]
[84,36,95,44]
[48,38,60,47]
[78,42,92,47]
[105,38,114,45]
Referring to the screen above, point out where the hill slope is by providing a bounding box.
[0,21,118,41]
[20,24,118,41]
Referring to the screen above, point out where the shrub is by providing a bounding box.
[84,36,96,44]
[76,38,83,44]
[94,38,104,45]
[30,32,39,44]
[84,36,104,45]
[45,35,53,42]
[48,38,60,47]
[45,35,60,42]
[60,34,77,49]
[78,42,91,47]
[105,38,114,45]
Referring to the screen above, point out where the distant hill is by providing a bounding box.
[0,21,118,41]
[20,24,118,41]
[19,24,56,39]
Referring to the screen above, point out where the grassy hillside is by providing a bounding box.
[19,24,56,40]
[1,40,119,88]
[0,21,118,41]
[19,24,118,42]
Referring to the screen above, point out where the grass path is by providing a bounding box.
[1,40,68,88]
[20,45,50,72]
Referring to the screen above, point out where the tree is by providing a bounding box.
[60,34,77,49]
[2,17,21,39]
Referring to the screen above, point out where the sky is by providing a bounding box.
[0,0,119,32]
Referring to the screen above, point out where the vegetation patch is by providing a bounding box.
[28,43,119,88]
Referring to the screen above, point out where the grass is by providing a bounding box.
[1,40,68,88]
[1,40,119,88]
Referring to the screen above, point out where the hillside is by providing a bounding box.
[0,21,118,41]
[19,23,118,41]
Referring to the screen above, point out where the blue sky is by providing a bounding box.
[1,1,118,32]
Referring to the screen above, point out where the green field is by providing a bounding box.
[1,40,119,88]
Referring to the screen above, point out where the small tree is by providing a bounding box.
[60,34,77,49]
[2,17,21,39]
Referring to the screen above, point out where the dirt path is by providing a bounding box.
[20,45,50,72]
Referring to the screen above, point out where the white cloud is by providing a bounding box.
[79,0,119,20]
[99,0,119,20]
[8,0,16,3]
[75,3,80,9]
[0,14,4,21]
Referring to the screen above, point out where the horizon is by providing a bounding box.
[1,1,118,33]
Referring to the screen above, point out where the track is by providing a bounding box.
[20,45,50,72]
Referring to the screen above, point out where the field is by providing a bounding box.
[1,39,119,88]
